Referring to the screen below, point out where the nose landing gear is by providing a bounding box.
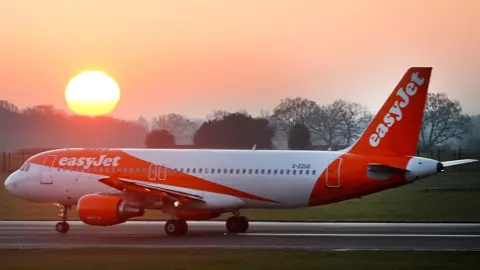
[55,204,70,233]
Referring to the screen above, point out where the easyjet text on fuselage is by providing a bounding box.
[58,155,121,169]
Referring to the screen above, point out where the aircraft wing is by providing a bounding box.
[98,176,205,204]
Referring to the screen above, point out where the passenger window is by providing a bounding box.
[217,169,221,174]
[223,169,227,174]
[186,168,190,173]
[273,169,277,174]
[248,169,252,174]
[286,170,290,175]
[299,170,303,175]
[205,168,208,173]
[293,170,296,175]
[105,168,109,173]
[136,168,140,173]
[130,168,134,173]
[261,169,265,174]
[305,170,309,175]
[280,169,284,175]
[211,169,215,174]
[142,168,146,173]
[192,168,196,173]
[99,168,103,173]
[267,169,271,174]
[312,170,316,175]
[236,169,240,174]
[123,168,128,173]
[199,168,203,174]
[255,169,258,174]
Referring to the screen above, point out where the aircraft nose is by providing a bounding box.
[4,172,18,194]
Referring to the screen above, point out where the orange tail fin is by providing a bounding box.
[348,67,433,157]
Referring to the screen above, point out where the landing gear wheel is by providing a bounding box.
[165,220,188,236]
[55,222,69,233]
[55,204,71,234]
[226,216,249,233]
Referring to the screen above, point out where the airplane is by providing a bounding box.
[4,67,478,236]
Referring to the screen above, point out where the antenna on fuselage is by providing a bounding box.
[252,144,257,151]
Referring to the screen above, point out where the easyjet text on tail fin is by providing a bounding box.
[348,67,433,157]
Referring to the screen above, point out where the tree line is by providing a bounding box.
[1,92,478,154]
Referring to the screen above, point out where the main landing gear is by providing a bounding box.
[164,219,188,236]
[164,214,249,237]
[55,204,70,233]
[226,215,249,233]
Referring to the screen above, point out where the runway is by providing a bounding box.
[1,221,480,251]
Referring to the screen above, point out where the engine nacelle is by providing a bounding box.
[77,194,144,226]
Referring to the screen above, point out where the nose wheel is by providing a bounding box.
[226,216,249,233]
[55,204,70,233]
[55,221,70,233]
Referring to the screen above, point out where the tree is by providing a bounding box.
[152,113,200,144]
[206,110,232,121]
[461,114,480,150]
[193,112,275,149]
[307,100,370,149]
[0,101,148,151]
[336,100,372,146]
[272,97,320,134]
[419,93,470,151]
[310,101,345,148]
[288,123,312,150]
[0,100,19,113]
[144,129,176,148]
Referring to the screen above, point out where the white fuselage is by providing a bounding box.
[5,149,345,209]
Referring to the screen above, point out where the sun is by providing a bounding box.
[65,71,120,116]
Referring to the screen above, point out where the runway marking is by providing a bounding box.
[237,233,480,238]
[1,243,480,251]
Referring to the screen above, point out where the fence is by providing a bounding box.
[1,149,480,174]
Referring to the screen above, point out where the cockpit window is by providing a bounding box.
[20,163,31,172]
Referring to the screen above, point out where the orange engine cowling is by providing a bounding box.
[175,209,221,221]
[77,194,144,226]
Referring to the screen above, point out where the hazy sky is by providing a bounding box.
[1,0,479,120]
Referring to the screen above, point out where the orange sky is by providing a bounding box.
[1,0,479,120]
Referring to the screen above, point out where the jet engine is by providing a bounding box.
[77,194,144,226]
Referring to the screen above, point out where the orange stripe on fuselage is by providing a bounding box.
[308,153,411,206]
[28,149,278,204]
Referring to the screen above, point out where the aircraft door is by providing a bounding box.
[40,155,57,184]
[148,164,158,180]
[325,158,342,188]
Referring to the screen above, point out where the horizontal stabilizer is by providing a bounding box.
[441,159,479,167]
